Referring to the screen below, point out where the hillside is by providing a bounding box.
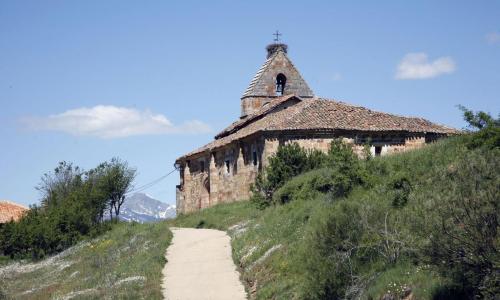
[0,222,172,299]
[170,134,499,299]
[0,127,496,299]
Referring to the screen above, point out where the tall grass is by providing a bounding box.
[0,221,172,299]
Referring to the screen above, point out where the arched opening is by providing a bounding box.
[276,73,287,96]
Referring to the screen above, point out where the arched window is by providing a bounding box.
[276,73,287,96]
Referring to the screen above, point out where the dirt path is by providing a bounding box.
[162,227,247,300]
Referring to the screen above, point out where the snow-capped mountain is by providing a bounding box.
[119,193,176,223]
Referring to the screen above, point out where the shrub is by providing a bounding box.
[458,105,500,149]
[273,168,357,204]
[252,139,366,208]
[389,174,412,208]
[306,149,329,170]
[251,143,311,208]
[266,143,309,191]
[427,149,499,298]
[467,125,500,149]
[327,139,367,190]
[301,201,364,299]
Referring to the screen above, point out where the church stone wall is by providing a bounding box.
[261,132,426,159]
[178,136,265,214]
[177,132,429,214]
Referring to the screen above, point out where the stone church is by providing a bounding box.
[175,42,456,214]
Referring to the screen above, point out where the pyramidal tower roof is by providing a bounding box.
[241,43,314,99]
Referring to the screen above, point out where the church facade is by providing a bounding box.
[175,43,456,214]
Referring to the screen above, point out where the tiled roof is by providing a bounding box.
[0,200,28,223]
[215,94,298,139]
[178,98,458,160]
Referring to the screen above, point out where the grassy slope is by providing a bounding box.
[0,221,172,300]
[0,136,479,299]
[169,136,475,300]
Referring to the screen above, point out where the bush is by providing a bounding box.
[252,139,365,208]
[427,149,500,298]
[458,105,500,149]
[301,201,364,299]
[389,174,413,208]
[306,149,329,170]
[251,143,311,208]
[467,125,500,149]
[273,167,357,204]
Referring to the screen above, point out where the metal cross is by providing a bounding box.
[273,30,282,43]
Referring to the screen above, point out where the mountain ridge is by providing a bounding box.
[120,193,176,223]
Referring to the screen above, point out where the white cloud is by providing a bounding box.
[21,105,211,138]
[486,32,500,44]
[395,52,456,80]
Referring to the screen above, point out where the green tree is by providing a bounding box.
[99,158,136,220]
[458,105,500,149]
[37,161,83,208]
[251,143,312,208]
[458,105,499,130]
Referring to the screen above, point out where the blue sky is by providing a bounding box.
[1,1,499,206]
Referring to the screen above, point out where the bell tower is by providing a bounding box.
[240,34,314,117]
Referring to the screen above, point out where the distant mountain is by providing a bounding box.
[119,193,176,223]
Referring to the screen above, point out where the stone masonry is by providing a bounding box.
[175,42,457,214]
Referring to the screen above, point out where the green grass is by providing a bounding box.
[2,135,486,299]
[0,221,172,299]
[170,200,260,230]
[166,136,494,300]
[363,262,446,300]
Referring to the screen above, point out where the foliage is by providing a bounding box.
[458,105,500,149]
[98,158,137,220]
[388,174,413,208]
[305,149,329,170]
[301,200,363,300]
[251,143,309,207]
[273,167,357,205]
[0,158,136,259]
[458,105,499,130]
[427,149,499,299]
[252,140,366,208]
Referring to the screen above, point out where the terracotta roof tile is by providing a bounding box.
[178,98,458,160]
[0,200,28,223]
[215,94,298,139]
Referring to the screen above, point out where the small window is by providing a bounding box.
[276,73,287,96]
[225,160,231,173]
[252,151,258,166]
[200,161,205,173]
[375,146,382,157]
